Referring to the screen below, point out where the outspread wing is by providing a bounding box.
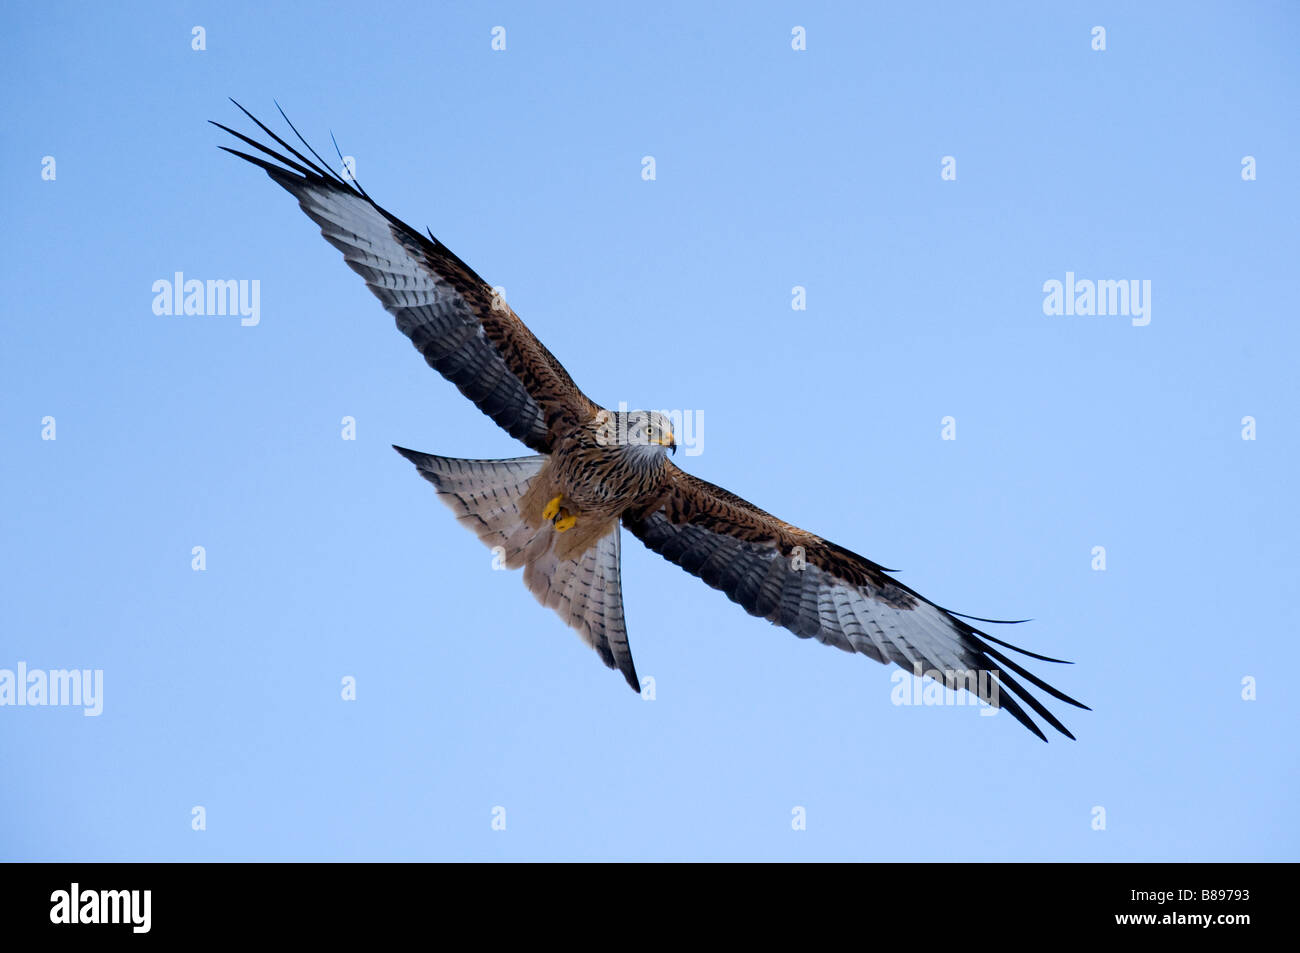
[622,464,1089,741]
[213,102,597,453]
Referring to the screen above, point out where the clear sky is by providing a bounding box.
[2,2,1297,860]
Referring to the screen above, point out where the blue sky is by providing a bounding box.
[2,1,1297,860]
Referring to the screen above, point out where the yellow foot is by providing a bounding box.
[554,513,577,533]
[542,495,563,521]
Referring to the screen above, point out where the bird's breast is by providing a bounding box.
[554,442,663,518]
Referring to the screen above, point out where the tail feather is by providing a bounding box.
[393,446,640,691]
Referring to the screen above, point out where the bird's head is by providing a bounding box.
[592,409,676,457]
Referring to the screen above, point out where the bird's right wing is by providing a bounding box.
[622,463,1089,741]
[213,102,598,454]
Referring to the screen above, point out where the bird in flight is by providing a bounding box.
[214,102,1088,740]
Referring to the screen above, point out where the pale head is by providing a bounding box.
[592,409,677,457]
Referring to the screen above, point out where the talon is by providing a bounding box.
[542,495,563,521]
[554,513,577,533]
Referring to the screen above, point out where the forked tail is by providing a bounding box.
[392,447,639,690]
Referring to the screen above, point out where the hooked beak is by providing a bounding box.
[653,432,677,454]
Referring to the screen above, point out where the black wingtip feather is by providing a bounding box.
[274,100,352,190]
[947,609,1033,625]
[992,666,1077,740]
[976,640,1090,712]
[620,666,641,693]
[328,129,372,200]
[973,630,1075,665]
[990,687,1049,742]
[213,122,317,179]
[392,445,426,465]
[224,100,339,186]
[217,144,304,182]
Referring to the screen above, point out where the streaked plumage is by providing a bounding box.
[215,103,1088,740]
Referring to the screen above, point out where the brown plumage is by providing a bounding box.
[215,103,1088,740]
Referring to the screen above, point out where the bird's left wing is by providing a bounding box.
[622,463,1089,740]
[212,103,598,454]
